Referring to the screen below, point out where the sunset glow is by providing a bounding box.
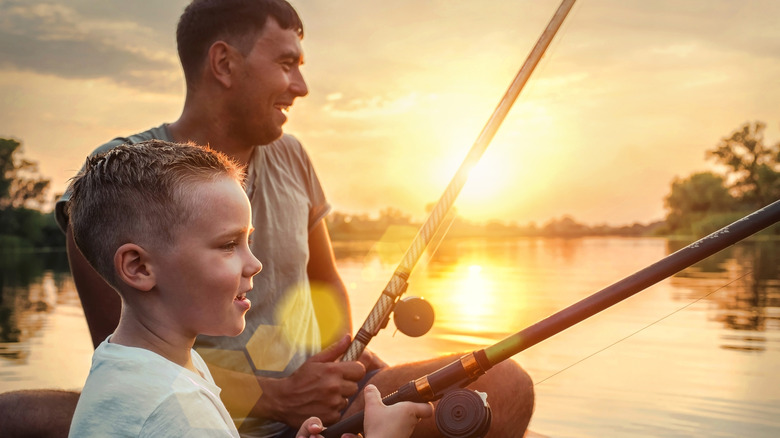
[1,0,779,226]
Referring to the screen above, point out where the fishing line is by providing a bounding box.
[533,270,754,386]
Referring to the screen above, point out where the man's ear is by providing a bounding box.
[209,41,238,88]
[114,243,155,292]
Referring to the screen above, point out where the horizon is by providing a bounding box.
[1,0,779,226]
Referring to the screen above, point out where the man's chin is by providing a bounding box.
[256,127,284,146]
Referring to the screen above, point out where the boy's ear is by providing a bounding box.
[114,243,155,292]
[209,41,238,88]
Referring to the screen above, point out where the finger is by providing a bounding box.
[362,384,382,408]
[309,335,350,363]
[339,361,366,382]
[357,349,389,372]
[297,416,324,438]
[413,402,434,419]
[339,379,359,398]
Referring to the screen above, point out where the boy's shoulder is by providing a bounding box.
[72,342,227,435]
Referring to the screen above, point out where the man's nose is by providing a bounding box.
[290,68,308,97]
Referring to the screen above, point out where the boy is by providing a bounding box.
[66,140,432,437]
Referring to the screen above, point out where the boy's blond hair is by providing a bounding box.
[66,139,245,289]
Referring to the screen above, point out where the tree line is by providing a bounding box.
[1,121,778,249]
[660,121,780,237]
[0,138,63,251]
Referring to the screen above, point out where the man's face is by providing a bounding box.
[152,178,262,338]
[231,17,308,145]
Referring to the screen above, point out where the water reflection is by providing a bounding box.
[0,250,72,362]
[670,240,780,348]
[2,238,779,436]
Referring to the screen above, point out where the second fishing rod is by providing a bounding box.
[341,0,578,364]
[322,199,780,437]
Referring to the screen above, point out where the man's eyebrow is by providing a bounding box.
[278,49,303,64]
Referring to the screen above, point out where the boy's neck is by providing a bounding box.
[111,315,199,375]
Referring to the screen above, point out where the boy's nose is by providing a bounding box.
[246,256,262,277]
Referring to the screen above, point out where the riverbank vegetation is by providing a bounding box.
[659,121,780,238]
[0,138,63,251]
[1,121,778,248]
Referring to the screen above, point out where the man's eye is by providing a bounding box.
[222,241,238,251]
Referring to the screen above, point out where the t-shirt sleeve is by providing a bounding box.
[55,138,129,233]
[286,136,331,231]
[55,125,170,233]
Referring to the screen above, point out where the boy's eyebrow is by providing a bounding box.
[216,226,252,240]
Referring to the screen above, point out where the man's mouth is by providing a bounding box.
[235,292,247,301]
[274,103,291,113]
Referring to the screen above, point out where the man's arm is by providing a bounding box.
[66,225,121,348]
[308,218,387,371]
[307,219,352,343]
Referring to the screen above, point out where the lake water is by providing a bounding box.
[1,237,779,437]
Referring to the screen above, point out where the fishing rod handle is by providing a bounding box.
[324,351,492,437]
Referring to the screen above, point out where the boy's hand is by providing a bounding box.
[262,335,366,426]
[296,416,361,438]
[297,417,326,438]
[363,384,433,438]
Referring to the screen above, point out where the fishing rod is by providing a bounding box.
[343,0,578,363]
[323,199,780,437]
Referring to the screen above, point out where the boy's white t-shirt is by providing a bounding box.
[69,337,239,437]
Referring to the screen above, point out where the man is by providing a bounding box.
[0,1,534,437]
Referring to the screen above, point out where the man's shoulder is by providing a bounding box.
[265,133,304,152]
[261,133,311,163]
[93,124,172,155]
[55,124,171,232]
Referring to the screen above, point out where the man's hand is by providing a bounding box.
[357,348,388,373]
[258,335,366,426]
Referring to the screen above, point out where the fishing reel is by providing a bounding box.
[435,389,493,438]
[391,296,435,337]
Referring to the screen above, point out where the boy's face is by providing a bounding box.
[152,177,261,338]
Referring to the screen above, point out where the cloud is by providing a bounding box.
[323,92,432,119]
[0,1,180,93]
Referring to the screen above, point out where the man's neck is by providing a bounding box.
[168,112,255,166]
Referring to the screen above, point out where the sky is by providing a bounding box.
[1,0,779,226]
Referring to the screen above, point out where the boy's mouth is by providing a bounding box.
[234,292,251,311]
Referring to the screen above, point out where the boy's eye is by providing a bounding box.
[222,241,238,251]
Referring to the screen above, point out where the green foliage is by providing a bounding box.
[707,121,780,208]
[664,121,780,236]
[664,172,735,233]
[0,138,63,248]
[0,137,51,210]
